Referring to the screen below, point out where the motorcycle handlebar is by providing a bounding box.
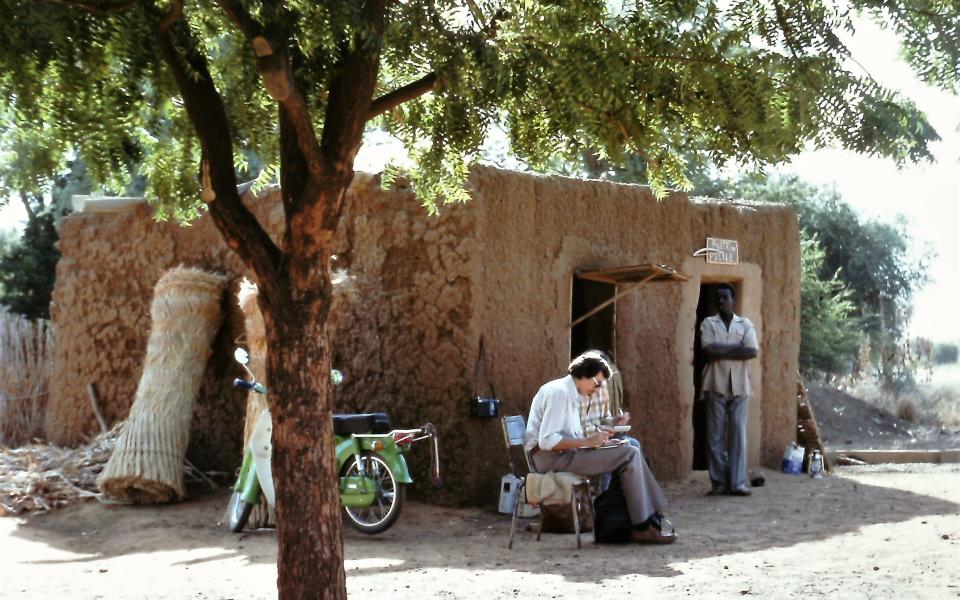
[233,379,266,394]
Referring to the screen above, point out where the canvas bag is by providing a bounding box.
[525,472,593,534]
[592,475,633,543]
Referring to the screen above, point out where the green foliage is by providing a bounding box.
[934,343,959,365]
[723,174,929,386]
[2,1,959,212]
[0,154,92,319]
[798,235,861,376]
[730,175,929,345]
[0,211,59,319]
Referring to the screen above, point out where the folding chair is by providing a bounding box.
[501,415,595,549]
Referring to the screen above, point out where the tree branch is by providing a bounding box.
[157,0,182,32]
[215,0,326,181]
[367,72,437,121]
[318,0,387,197]
[18,191,38,225]
[215,0,261,39]
[154,12,283,298]
[41,0,138,16]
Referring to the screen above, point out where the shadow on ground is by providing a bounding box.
[7,466,958,583]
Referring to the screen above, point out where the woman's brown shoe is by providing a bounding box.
[630,526,678,544]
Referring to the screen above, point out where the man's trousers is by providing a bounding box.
[705,392,749,492]
[532,444,666,525]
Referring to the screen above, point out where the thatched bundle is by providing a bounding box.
[0,424,120,515]
[235,278,274,528]
[0,309,55,446]
[98,267,227,503]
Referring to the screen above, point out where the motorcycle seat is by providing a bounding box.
[332,413,391,436]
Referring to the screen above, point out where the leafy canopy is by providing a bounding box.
[2,0,958,213]
[722,174,929,382]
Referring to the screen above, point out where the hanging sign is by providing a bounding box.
[705,237,739,264]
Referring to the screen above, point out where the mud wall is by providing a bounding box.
[469,167,800,484]
[326,177,481,504]
[47,194,284,470]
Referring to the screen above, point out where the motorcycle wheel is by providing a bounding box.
[227,490,254,533]
[341,451,406,534]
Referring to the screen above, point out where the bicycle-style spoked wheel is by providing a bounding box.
[341,451,405,534]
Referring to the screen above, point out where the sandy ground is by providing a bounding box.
[1,466,958,600]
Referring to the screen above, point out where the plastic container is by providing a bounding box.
[498,474,538,517]
[781,442,805,475]
[498,474,521,514]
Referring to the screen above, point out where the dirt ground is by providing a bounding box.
[1,465,958,600]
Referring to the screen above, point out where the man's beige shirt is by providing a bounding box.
[700,313,759,397]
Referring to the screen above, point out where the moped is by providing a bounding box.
[226,348,441,534]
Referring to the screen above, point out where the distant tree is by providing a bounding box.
[731,176,929,342]
[0,212,59,319]
[726,175,930,388]
[934,343,959,365]
[0,135,93,318]
[3,2,959,598]
[798,236,861,377]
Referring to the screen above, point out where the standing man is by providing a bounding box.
[525,352,676,543]
[700,283,759,496]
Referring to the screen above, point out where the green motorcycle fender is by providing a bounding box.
[335,435,412,507]
[233,449,262,506]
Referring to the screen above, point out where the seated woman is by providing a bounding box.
[524,352,677,543]
[579,351,644,490]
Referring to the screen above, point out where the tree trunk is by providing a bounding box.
[266,304,345,599]
[260,155,346,597]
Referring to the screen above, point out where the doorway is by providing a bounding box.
[571,276,615,360]
[692,281,741,470]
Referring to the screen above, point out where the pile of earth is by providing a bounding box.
[806,384,960,450]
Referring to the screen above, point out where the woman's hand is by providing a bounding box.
[585,430,612,447]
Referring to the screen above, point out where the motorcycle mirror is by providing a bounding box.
[234,347,250,365]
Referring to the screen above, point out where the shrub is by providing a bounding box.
[895,397,918,423]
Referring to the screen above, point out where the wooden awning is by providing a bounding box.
[570,263,688,328]
[575,263,688,285]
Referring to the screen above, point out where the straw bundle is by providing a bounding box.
[0,309,55,447]
[235,278,274,527]
[0,424,120,515]
[98,266,227,503]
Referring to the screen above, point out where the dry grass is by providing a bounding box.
[846,364,960,428]
[0,423,120,515]
[235,278,274,529]
[97,267,227,503]
[0,308,55,446]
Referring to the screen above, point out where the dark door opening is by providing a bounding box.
[692,282,721,470]
[571,277,615,360]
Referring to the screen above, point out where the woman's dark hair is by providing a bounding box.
[567,350,611,379]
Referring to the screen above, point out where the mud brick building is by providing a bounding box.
[47,166,801,504]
